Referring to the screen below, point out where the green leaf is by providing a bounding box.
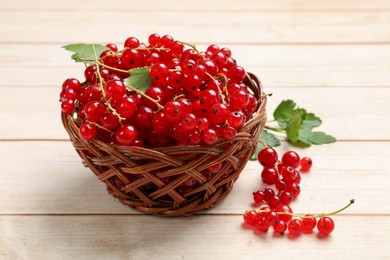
[273,99,296,128]
[308,131,336,144]
[285,108,305,142]
[301,112,322,129]
[260,129,281,148]
[62,43,108,64]
[250,130,281,160]
[124,68,151,93]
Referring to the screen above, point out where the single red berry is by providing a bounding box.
[206,44,220,53]
[115,124,138,145]
[197,117,209,131]
[62,78,81,92]
[124,36,140,48]
[253,190,264,204]
[84,101,106,122]
[61,99,75,115]
[317,217,335,235]
[164,100,185,122]
[210,103,228,124]
[279,191,293,205]
[202,128,218,145]
[222,125,237,140]
[100,111,120,130]
[257,147,278,167]
[261,167,279,185]
[230,89,249,110]
[254,217,270,232]
[302,214,317,234]
[265,210,278,225]
[273,220,287,234]
[243,210,259,226]
[288,219,302,236]
[116,96,137,118]
[300,157,313,172]
[227,110,245,129]
[229,66,246,83]
[275,179,287,192]
[281,166,297,183]
[134,106,154,130]
[207,162,222,173]
[286,182,301,199]
[282,151,301,169]
[79,123,97,140]
[268,196,280,209]
[148,33,161,46]
[150,63,169,84]
[105,43,118,52]
[263,188,275,202]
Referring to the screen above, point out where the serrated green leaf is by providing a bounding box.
[62,43,108,64]
[302,112,322,129]
[285,108,305,142]
[273,99,296,128]
[124,68,151,93]
[308,131,336,144]
[260,130,281,148]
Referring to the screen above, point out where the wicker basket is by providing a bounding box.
[62,72,267,216]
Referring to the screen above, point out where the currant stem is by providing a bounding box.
[277,199,355,219]
[86,120,114,134]
[257,139,268,148]
[126,84,164,112]
[91,44,125,121]
[177,40,205,59]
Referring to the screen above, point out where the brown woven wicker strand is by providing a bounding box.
[62,72,267,216]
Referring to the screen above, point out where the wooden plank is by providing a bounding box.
[0,141,388,215]
[0,215,388,259]
[1,0,390,11]
[1,11,389,44]
[0,86,389,140]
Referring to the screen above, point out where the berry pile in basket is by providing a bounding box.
[243,147,354,237]
[60,33,259,148]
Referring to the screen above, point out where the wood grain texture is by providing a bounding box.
[0,215,389,260]
[1,0,390,11]
[1,11,389,44]
[1,0,389,258]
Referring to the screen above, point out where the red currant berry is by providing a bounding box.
[273,220,287,234]
[227,110,245,129]
[275,179,287,192]
[257,147,278,167]
[210,103,228,124]
[229,66,246,83]
[62,78,81,92]
[164,100,185,122]
[300,157,313,172]
[286,182,301,198]
[61,99,75,115]
[115,124,138,145]
[100,111,120,130]
[275,204,293,223]
[261,167,279,185]
[84,65,96,83]
[254,217,270,232]
[263,188,275,202]
[207,162,222,173]
[153,112,171,134]
[124,36,140,48]
[265,210,278,225]
[84,101,106,122]
[116,96,137,118]
[301,214,317,234]
[230,89,249,110]
[317,217,335,236]
[105,43,118,52]
[282,151,301,169]
[268,196,280,209]
[79,122,97,140]
[222,125,237,140]
[279,191,293,205]
[148,33,161,46]
[281,166,297,183]
[253,190,264,204]
[243,210,259,226]
[288,219,302,236]
[202,128,218,145]
[134,106,154,130]
[197,117,209,131]
[104,80,126,102]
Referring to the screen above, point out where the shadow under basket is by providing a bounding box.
[62,72,267,216]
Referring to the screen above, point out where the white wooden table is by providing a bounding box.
[1,0,389,259]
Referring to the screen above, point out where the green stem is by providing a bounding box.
[262,199,355,219]
[265,126,285,133]
[91,44,125,121]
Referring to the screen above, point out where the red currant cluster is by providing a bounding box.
[242,147,352,237]
[60,34,258,148]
